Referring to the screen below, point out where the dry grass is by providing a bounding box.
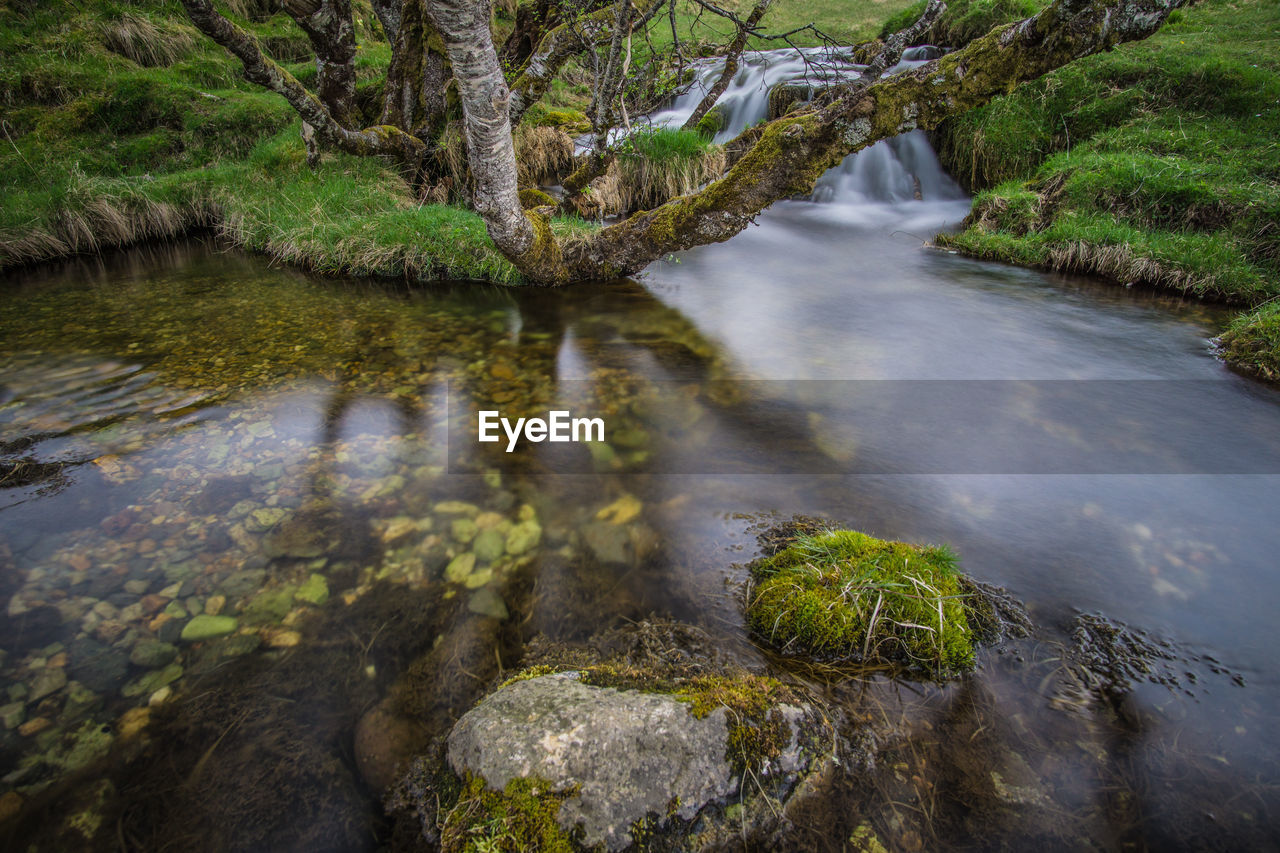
[100,13,197,68]
[514,126,575,188]
[614,145,726,213]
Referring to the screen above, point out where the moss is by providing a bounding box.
[694,105,726,139]
[440,775,577,853]
[518,187,556,209]
[572,665,805,776]
[747,528,977,677]
[523,105,591,134]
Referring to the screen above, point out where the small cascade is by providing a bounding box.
[644,45,964,206]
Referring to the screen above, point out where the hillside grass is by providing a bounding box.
[917,0,1280,377]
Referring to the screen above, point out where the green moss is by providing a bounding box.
[440,775,576,853]
[747,528,977,676]
[694,105,726,139]
[574,665,804,776]
[523,105,591,135]
[519,187,556,209]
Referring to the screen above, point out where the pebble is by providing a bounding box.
[0,790,23,823]
[204,594,226,616]
[445,553,476,584]
[472,529,506,563]
[29,667,67,702]
[180,614,238,642]
[467,588,508,620]
[118,707,150,739]
[130,639,178,669]
[294,574,329,606]
[18,717,51,737]
[1,702,25,730]
[505,520,542,556]
[262,628,301,648]
[148,686,172,706]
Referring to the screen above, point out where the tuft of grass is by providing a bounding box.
[99,11,198,68]
[1219,301,1280,381]
[613,127,726,212]
[746,528,977,676]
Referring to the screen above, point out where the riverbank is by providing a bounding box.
[2,0,1277,375]
[916,0,1280,378]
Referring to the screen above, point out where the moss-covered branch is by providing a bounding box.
[545,0,1191,282]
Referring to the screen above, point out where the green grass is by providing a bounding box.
[746,528,977,677]
[0,0,531,281]
[925,0,1280,374]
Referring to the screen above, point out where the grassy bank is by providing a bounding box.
[915,0,1280,377]
[0,0,561,283]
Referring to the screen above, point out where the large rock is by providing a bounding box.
[446,672,735,851]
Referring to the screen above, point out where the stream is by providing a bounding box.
[2,48,1279,851]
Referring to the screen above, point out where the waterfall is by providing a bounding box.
[642,46,966,207]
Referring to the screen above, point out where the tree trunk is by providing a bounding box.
[284,0,359,127]
[381,0,451,139]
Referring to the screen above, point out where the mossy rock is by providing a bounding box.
[525,107,592,135]
[747,527,978,676]
[519,187,557,209]
[388,620,835,851]
[694,105,726,139]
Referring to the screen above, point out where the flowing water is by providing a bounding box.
[2,48,1280,851]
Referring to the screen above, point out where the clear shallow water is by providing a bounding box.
[2,55,1280,847]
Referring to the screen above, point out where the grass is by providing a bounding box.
[613,127,727,212]
[746,528,978,677]
[0,0,603,283]
[922,0,1280,375]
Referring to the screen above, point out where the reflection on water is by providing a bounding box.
[0,232,1278,849]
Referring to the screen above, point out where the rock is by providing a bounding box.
[247,507,288,532]
[180,615,238,642]
[262,628,301,648]
[122,662,183,698]
[130,639,178,669]
[62,682,100,721]
[262,513,334,559]
[582,521,632,566]
[450,517,478,544]
[472,529,506,563]
[1,702,24,730]
[444,553,476,584]
[243,585,296,623]
[68,638,130,693]
[294,574,329,606]
[18,717,51,737]
[118,706,150,739]
[355,700,427,792]
[381,516,420,545]
[0,790,23,823]
[204,594,227,616]
[467,588,508,620]
[595,494,642,525]
[29,666,67,701]
[446,673,735,851]
[434,501,478,516]
[504,520,542,556]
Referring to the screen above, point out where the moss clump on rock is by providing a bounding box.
[747,528,977,675]
[440,775,577,853]
[519,187,557,209]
